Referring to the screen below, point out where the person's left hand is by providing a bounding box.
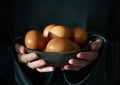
[62,37,103,71]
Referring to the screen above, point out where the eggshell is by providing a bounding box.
[71,27,88,46]
[48,25,71,39]
[44,37,73,52]
[24,29,47,50]
[43,24,56,38]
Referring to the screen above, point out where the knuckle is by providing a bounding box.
[31,53,39,58]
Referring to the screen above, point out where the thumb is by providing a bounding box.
[91,38,103,51]
[14,43,26,54]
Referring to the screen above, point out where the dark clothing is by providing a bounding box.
[1,0,120,85]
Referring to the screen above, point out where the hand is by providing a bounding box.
[14,41,55,72]
[62,37,103,71]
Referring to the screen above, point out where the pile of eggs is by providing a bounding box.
[24,24,88,52]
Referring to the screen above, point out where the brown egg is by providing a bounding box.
[43,24,56,38]
[24,29,47,50]
[71,27,88,46]
[44,37,73,52]
[48,25,71,40]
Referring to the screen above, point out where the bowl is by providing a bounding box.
[26,42,91,67]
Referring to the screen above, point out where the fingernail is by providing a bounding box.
[47,67,55,71]
[20,47,24,54]
[20,49,23,54]
[77,53,85,58]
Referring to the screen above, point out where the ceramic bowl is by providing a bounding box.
[26,42,91,67]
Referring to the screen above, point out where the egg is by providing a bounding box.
[24,29,47,50]
[43,24,56,38]
[48,25,72,40]
[71,27,88,46]
[44,37,73,52]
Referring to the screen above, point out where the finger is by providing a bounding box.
[63,65,82,71]
[68,59,91,67]
[91,38,103,51]
[26,59,47,69]
[36,66,55,73]
[15,43,26,54]
[77,51,98,61]
[18,53,39,63]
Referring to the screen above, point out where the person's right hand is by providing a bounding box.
[14,41,55,73]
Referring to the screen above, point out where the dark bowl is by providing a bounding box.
[26,42,91,67]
